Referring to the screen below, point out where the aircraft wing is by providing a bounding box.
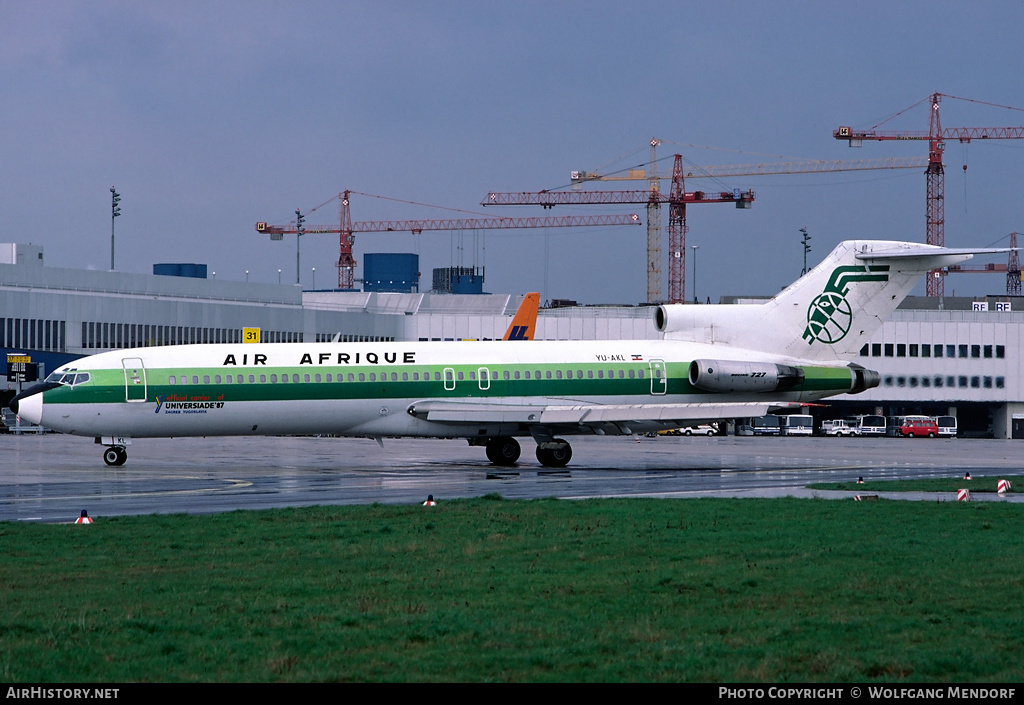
[407,399,799,428]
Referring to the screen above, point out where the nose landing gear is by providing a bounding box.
[102,446,127,467]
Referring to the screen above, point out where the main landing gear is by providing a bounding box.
[102,446,127,467]
[483,436,573,468]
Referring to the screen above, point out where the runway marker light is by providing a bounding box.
[957,489,971,502]
[75,510,93,525]
[963,472,972,480]
[856,477,864,484]
[422,494,436,507]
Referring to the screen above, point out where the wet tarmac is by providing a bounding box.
[2,433,1022,522]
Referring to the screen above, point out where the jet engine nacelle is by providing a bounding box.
[688,359,804,393]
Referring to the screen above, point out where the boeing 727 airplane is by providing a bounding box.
[9,241,981,468]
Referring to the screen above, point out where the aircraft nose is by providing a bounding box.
[9,386,47,424]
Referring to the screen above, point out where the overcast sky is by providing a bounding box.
[3,1,1023,304]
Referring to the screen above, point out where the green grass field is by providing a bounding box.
[2,497,1022,682]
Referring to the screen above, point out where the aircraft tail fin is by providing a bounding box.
[657,240,984,362]
[503,293,540,341]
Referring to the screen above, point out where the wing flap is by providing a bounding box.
[408,400,792,426]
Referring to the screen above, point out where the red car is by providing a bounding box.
[900,419,939,438]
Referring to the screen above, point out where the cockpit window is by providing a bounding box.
[44,369,89,386]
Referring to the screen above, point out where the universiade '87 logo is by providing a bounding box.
[803,265,889,345]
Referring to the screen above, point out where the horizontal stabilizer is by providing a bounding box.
[856,246,1009,261]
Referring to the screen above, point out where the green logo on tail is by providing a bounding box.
[803,266,889,345]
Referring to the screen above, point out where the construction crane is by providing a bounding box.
[835,92,1024,297]
[571,156,929,182]
[257,190,641,289]
[945,232,1021,297]
[485,156,753,304]
[488,149,927,304]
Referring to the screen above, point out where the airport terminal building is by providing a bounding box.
[3,244,1022,438]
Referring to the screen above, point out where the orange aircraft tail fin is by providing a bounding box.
[503,293,540,341]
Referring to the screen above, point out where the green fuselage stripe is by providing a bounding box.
[44,362,852,405]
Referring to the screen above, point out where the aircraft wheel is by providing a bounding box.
[486,437,521,466]
[103,447,126,467]
[536,439,572,468]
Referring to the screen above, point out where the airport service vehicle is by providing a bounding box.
[854,414,886,437]
[898,417,939,438]
[10,241,981,468]
[681,423,718,436]
[936,415,957,438]
[736,415,782,436]
[821,419,860,436]
[780,414,814,436]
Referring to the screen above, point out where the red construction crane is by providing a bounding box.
[487,151,927,304]
[835,92,1024,297]
[484,154,754,304]
[257,190,641,289]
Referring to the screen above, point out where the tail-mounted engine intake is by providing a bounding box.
[688,359,804,393]
[848,364,880,394]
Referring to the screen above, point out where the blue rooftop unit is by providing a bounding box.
[153,263,208,279]
[432,266,485,294]
[363,253,419,293]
